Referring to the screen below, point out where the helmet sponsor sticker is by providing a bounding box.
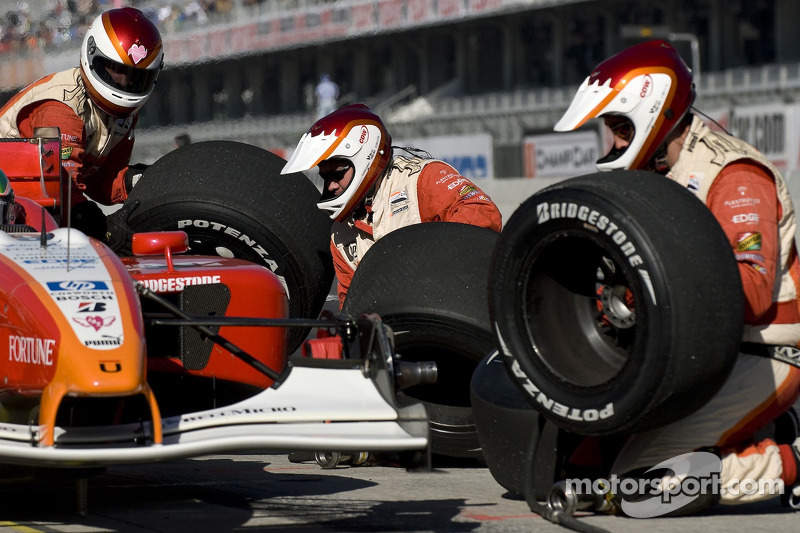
[128,43,148,64]
[640,74,653,98]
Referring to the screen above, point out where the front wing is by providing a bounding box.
[0,361,428,468]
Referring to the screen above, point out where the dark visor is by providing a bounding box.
[91,53,159,95]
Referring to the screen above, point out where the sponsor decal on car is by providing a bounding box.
[47,282,115,301]
[77,302,109,313]
[138,275,222,293]
[8,335,55,366]
[85,335,123,347]
[4,234,125,349]
[73,315,117,332]
[47,280,110,291]
[170,405,298,427]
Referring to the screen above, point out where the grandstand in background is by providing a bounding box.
[1,0,799,177]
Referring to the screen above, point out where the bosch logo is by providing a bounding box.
[359,126,369,144]
[640,75,653,98]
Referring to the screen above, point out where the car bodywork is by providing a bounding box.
[0,131,429,471]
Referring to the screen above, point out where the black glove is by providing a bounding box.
[124,163,149,194]
[70,201,107,240]
[105,200,140,254]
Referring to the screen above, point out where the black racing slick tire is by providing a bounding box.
[342,223,500,459]
[471,353,540,496]
[490,170,744,436]
[109,141,334,354]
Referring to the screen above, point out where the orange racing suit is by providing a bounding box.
[610,116,800,506]
[0,68,137,208]
[330,154,502,307]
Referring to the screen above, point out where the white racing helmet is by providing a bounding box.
[281,104,393,222]
[554,40,695,171]
[80,7,164,117]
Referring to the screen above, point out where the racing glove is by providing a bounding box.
[71,201,107,240]
[105,199,140,254]
[124,163,149,194]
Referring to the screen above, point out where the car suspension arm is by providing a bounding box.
[134,282,282,381]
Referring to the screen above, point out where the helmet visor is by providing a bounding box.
[91,53,159,95]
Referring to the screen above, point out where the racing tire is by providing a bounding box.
[342,222,500,459]
[108,141,334,354]
[490,170,744,436]
[471,353,540,496]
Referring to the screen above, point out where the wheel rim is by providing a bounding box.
[519,232,642,389]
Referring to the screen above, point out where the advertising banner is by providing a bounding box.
[522,131,600,178]
[727,102,800,173]
[396,133,494,179]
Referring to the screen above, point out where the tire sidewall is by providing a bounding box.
[493,188,671,434]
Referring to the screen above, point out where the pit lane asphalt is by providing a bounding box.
[0,452,796,533]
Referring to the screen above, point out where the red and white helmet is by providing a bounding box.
[281,104,393,222]
[80,8,163,117]
[554,40,695,171]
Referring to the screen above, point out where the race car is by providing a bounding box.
[0,129,432,476]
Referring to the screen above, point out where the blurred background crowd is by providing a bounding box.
[0,0,275,54]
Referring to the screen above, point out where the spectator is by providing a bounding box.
[314,73,339,120]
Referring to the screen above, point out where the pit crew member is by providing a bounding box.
[554,39,800,513]
[281,103,503,307]
[0,7,163,239]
